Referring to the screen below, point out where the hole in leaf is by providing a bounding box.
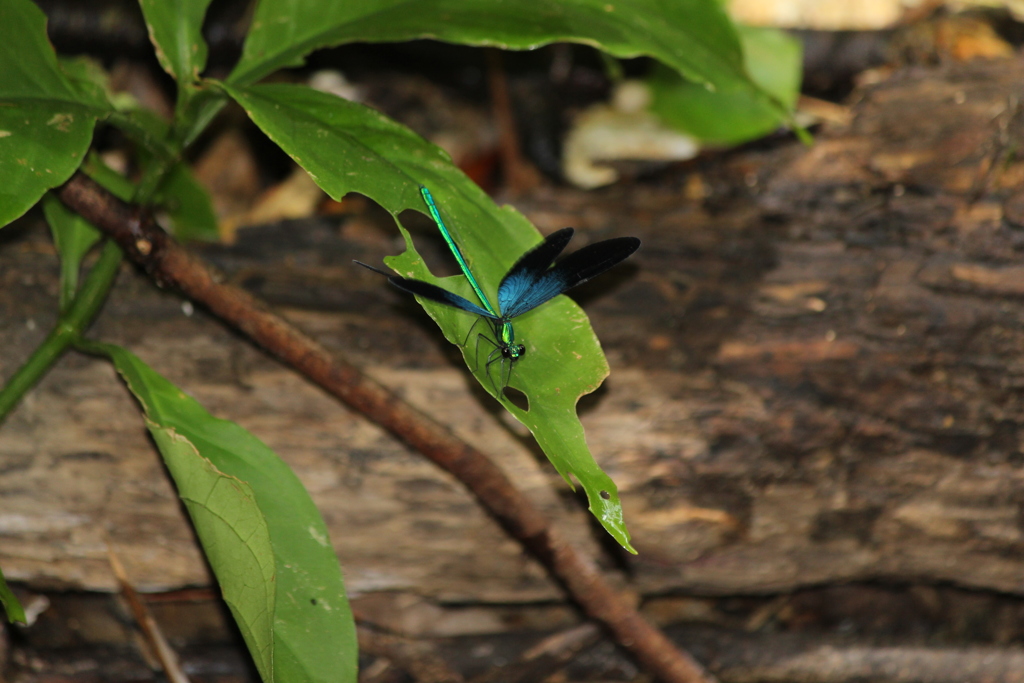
[503,386,529,411]
[397,208,463,277]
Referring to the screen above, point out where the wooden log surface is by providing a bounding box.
[3,59,1024,612]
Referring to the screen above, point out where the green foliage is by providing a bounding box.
[0,102,97,225]
[82,152,138,201]
[384,212,634,549]
[0,2,108,224]
[650,24,803,145]
[0,0,799,678]
[138,0,214,84]
[225,81,633,546]
[229,0,746,91]
[57,55,117,107]
[0,565,26,625]
[155,161,220,241]
[42,193,102,310]
[91,343,358,683]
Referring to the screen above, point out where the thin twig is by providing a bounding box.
[106,545,190,683]
[57,172,715,683]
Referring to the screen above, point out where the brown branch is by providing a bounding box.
[56,172,715,683]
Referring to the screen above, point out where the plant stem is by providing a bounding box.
[0,239,123,421]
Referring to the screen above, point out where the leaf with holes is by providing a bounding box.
[224,81,634,550]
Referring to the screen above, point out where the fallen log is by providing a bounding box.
[2,58,1024,625]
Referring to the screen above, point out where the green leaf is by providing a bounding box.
[42,193,102,310]
[0,564,26,624]
[58,55,114,108]
[649,24,802,145]
[85,107,217,237]
[229,0,746,100]
[105,105,215,219]
[223,81,633,550]
[92,343,357,683]
[0,0,105,106]
[0,0,108,226]
[0,102,97,227]
[156,161,220,241]
[150,423,276,679]
[82,152,137,201]
[113,105,180,170]
[103,1,226,150]
[136,1,221,149]
[138,0,214,84]
[176,86,230,148]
